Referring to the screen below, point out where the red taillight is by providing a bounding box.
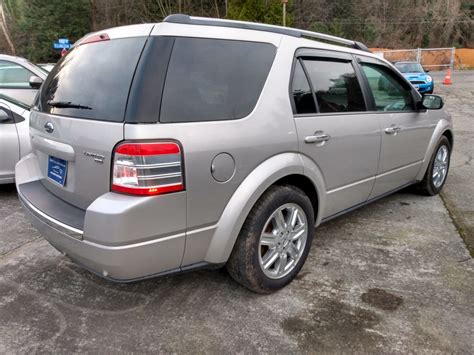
[115,143,180,156]
[80,33,110,46]
[112,142,184,196]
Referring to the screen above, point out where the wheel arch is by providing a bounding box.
[416,120,454,181]
[273,174,319,224]
[204,152,325,264]
[442,129,454,149]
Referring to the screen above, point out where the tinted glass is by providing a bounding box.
[361,63,413,111]
[160,38,276,123]
[38,37,147,121]
[125,36,175,123]
[292,60,316,114]
[303,59,366,113]
[0,60,34,88]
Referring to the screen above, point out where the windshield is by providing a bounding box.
[395,62,424,73]
[34,64,50,75]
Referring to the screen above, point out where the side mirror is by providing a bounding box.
[424,68,430,73]
[419,94,444,110]
[0,109,11,123]
[29,75,43,89]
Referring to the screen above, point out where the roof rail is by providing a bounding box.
[163,14,370,52]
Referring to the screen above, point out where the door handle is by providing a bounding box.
[384,126,401,135]
[305,132,331,144]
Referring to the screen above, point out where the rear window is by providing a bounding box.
[160,38,276,123]
[291,60,316,114]
[38,37,147,122]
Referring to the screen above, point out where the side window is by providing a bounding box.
[0,60,34,89]
[303,59,366,113]
[292,60,316,114]
[361,63,414,111]
[160,38,276,123]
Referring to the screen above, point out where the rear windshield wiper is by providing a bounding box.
[47,101,92,110]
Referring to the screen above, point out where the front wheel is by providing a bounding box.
[226,185,315,293]
[416,136,451,195]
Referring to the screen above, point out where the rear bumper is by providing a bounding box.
[18,180,85,239]
[16,154,187,281]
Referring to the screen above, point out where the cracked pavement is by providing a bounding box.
[0,72,473,353]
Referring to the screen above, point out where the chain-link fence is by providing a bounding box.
[374,47,455,71]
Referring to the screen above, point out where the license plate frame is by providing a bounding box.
[47,156,68,186]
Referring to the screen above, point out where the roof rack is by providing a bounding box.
[163,14,370,52]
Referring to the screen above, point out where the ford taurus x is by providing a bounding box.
[16,15,453,293]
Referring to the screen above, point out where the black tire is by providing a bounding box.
[416,136,451,196]
[226,185,315,293]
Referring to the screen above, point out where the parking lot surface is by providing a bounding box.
[1,72,473,353]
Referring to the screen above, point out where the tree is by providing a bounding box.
[0,1,15,54]
[0,0,471,61]
[227,0,290,26]
[17,0,91,62]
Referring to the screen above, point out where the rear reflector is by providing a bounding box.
[112,142,183,196]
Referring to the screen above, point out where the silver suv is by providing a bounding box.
[16,15,453,293]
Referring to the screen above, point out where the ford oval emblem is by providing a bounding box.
[44,122,54,133]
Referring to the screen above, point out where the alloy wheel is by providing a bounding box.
[432,145,449,188]
[258,203,308,279]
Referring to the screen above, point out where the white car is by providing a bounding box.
[0,54,48,105]
[0,95,31,183]
[37,63,55,72]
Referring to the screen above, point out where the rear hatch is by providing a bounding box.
[30,31,150,210]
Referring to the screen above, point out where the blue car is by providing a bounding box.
[394,61,434,94]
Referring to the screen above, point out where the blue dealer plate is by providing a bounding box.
[47,156,68,186]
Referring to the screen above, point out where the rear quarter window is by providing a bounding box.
[160,38,276,123]
[38,37,147,122]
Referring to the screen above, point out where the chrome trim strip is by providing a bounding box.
[83,232,186,250]
[326,160,423,194]
[18,192,83,239]
[376,160,422,179]
[327,176,375,195]
[137,172,182,180]
[186,223,218,236]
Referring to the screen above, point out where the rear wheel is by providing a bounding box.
[416,136,451,195]
[226,185,315,293]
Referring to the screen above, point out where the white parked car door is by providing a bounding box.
[0,98,31,183]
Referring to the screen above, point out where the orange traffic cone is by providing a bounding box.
[443,68,452,85]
